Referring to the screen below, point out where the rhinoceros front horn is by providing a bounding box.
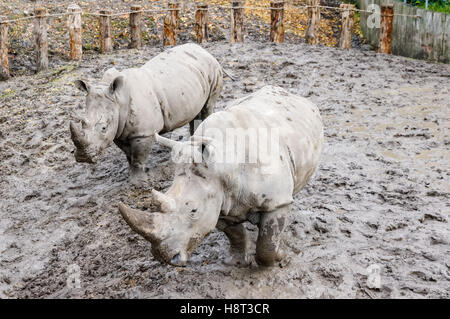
[69,121,87,148]
[118,203,157,242]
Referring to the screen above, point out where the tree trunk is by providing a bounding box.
[0,20,9,80]
[270,1,285,43]
[129,5,142,49]
[68,4,82,60]
[339,4,355,50]
[305,0,320,45]
[163,2,179,46]
[230,1,244,43]
[379,4,394,54]
[99,10,112,53]
[34,7,48,72]
[195,4,208,43]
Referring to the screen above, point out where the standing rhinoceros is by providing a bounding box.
[118,86,324,267]
[70,43,224,185]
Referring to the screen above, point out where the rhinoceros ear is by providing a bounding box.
[190,136,216,162]
[74,80,91,93]
[108,75,124,97]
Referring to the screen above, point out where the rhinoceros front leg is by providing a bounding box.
[255,205,289,267]
[128,137,153,186]
[217,221,252,267]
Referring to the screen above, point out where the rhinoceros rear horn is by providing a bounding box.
[70,121,87,148]
[118,203,159,242]
[151,190,176,214]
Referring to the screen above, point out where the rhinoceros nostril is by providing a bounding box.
[171,253,184,266]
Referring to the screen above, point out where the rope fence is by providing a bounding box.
[0,1,407,80]
[0,4,422,22]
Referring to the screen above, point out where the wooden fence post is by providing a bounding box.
[379,4,394,54]
[230,1,244,43]
[195,3,208,43]
[305,0,320,45]
[99,10,112,53]
[339,4,355,49]
[0,18,9,80]
[129,5,142,49]
[163,1,179,46]
[270,1,285,43]
[34,7,48,72]
[68,4,82,60]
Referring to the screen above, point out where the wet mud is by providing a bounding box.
[0,41,449,298]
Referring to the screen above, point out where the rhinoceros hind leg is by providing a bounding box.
[255,205,289,267]
[189,73,223,136]
[219,222,252,267]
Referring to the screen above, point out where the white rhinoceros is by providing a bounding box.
[119,86,324,266]
[70,43,224,184]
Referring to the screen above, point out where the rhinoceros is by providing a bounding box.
[119,86,324,267]
[69,43,224,184]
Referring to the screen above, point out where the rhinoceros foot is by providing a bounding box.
[223,252,253,268]
[129,170,149,188]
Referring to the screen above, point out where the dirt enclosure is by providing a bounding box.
[0,41,449,298]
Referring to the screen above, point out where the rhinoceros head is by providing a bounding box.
[70,76,125,164]
[119,134,223,266]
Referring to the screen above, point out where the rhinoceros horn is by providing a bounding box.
[118,203,158,242]
[155,133,182,149]
[151,190,176,214]
[70,121,88,148]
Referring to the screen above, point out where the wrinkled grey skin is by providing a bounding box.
[70,43,224,185]
[119,86,324,267]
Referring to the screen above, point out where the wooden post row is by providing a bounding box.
[195,4,208,43]
[0,18,9,80]
[129,5,142,49]
[68,4,82,60]
[339,3,355,50]
[163,1,179,46]
[305,0,320,45]
[270,1,285,43]
[230,1,244,43]
[379,4,394,54]
[99,10,112,53]
[34,7,48,72]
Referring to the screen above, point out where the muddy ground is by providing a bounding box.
[0,40,449,298]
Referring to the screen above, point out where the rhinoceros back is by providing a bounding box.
[141,44,223,131]
[196,86,323,212]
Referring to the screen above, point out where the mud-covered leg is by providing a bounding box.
[256,205,290,267]
[217,221,252,267]
[128,137,153,187]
